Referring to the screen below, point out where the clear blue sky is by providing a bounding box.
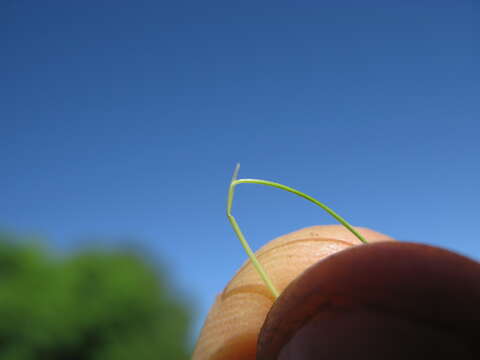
[2,0,477,343]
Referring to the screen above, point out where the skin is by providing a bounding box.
[193,225,480,359]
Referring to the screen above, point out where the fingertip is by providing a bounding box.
[193,225,395,359]
[258,242,480,359]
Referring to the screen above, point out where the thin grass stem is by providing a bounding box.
[226,164,368,299]
[226,164,280,298]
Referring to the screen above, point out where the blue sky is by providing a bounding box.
[2,0,477,343]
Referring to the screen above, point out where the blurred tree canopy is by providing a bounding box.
[0,233,191,360]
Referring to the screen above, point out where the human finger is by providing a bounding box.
[257,241,480,359]
[192,225,393,360]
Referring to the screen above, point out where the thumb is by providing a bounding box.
[192,225,393,360]
[257,242,480,359]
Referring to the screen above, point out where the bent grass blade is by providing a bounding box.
[226,164,368,299]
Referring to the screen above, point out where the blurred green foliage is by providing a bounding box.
[0,234,191,359]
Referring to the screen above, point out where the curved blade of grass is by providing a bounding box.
[226,164,367,299]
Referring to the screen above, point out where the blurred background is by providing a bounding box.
[1,1,477,358]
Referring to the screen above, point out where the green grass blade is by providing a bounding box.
[226,165,367,299]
